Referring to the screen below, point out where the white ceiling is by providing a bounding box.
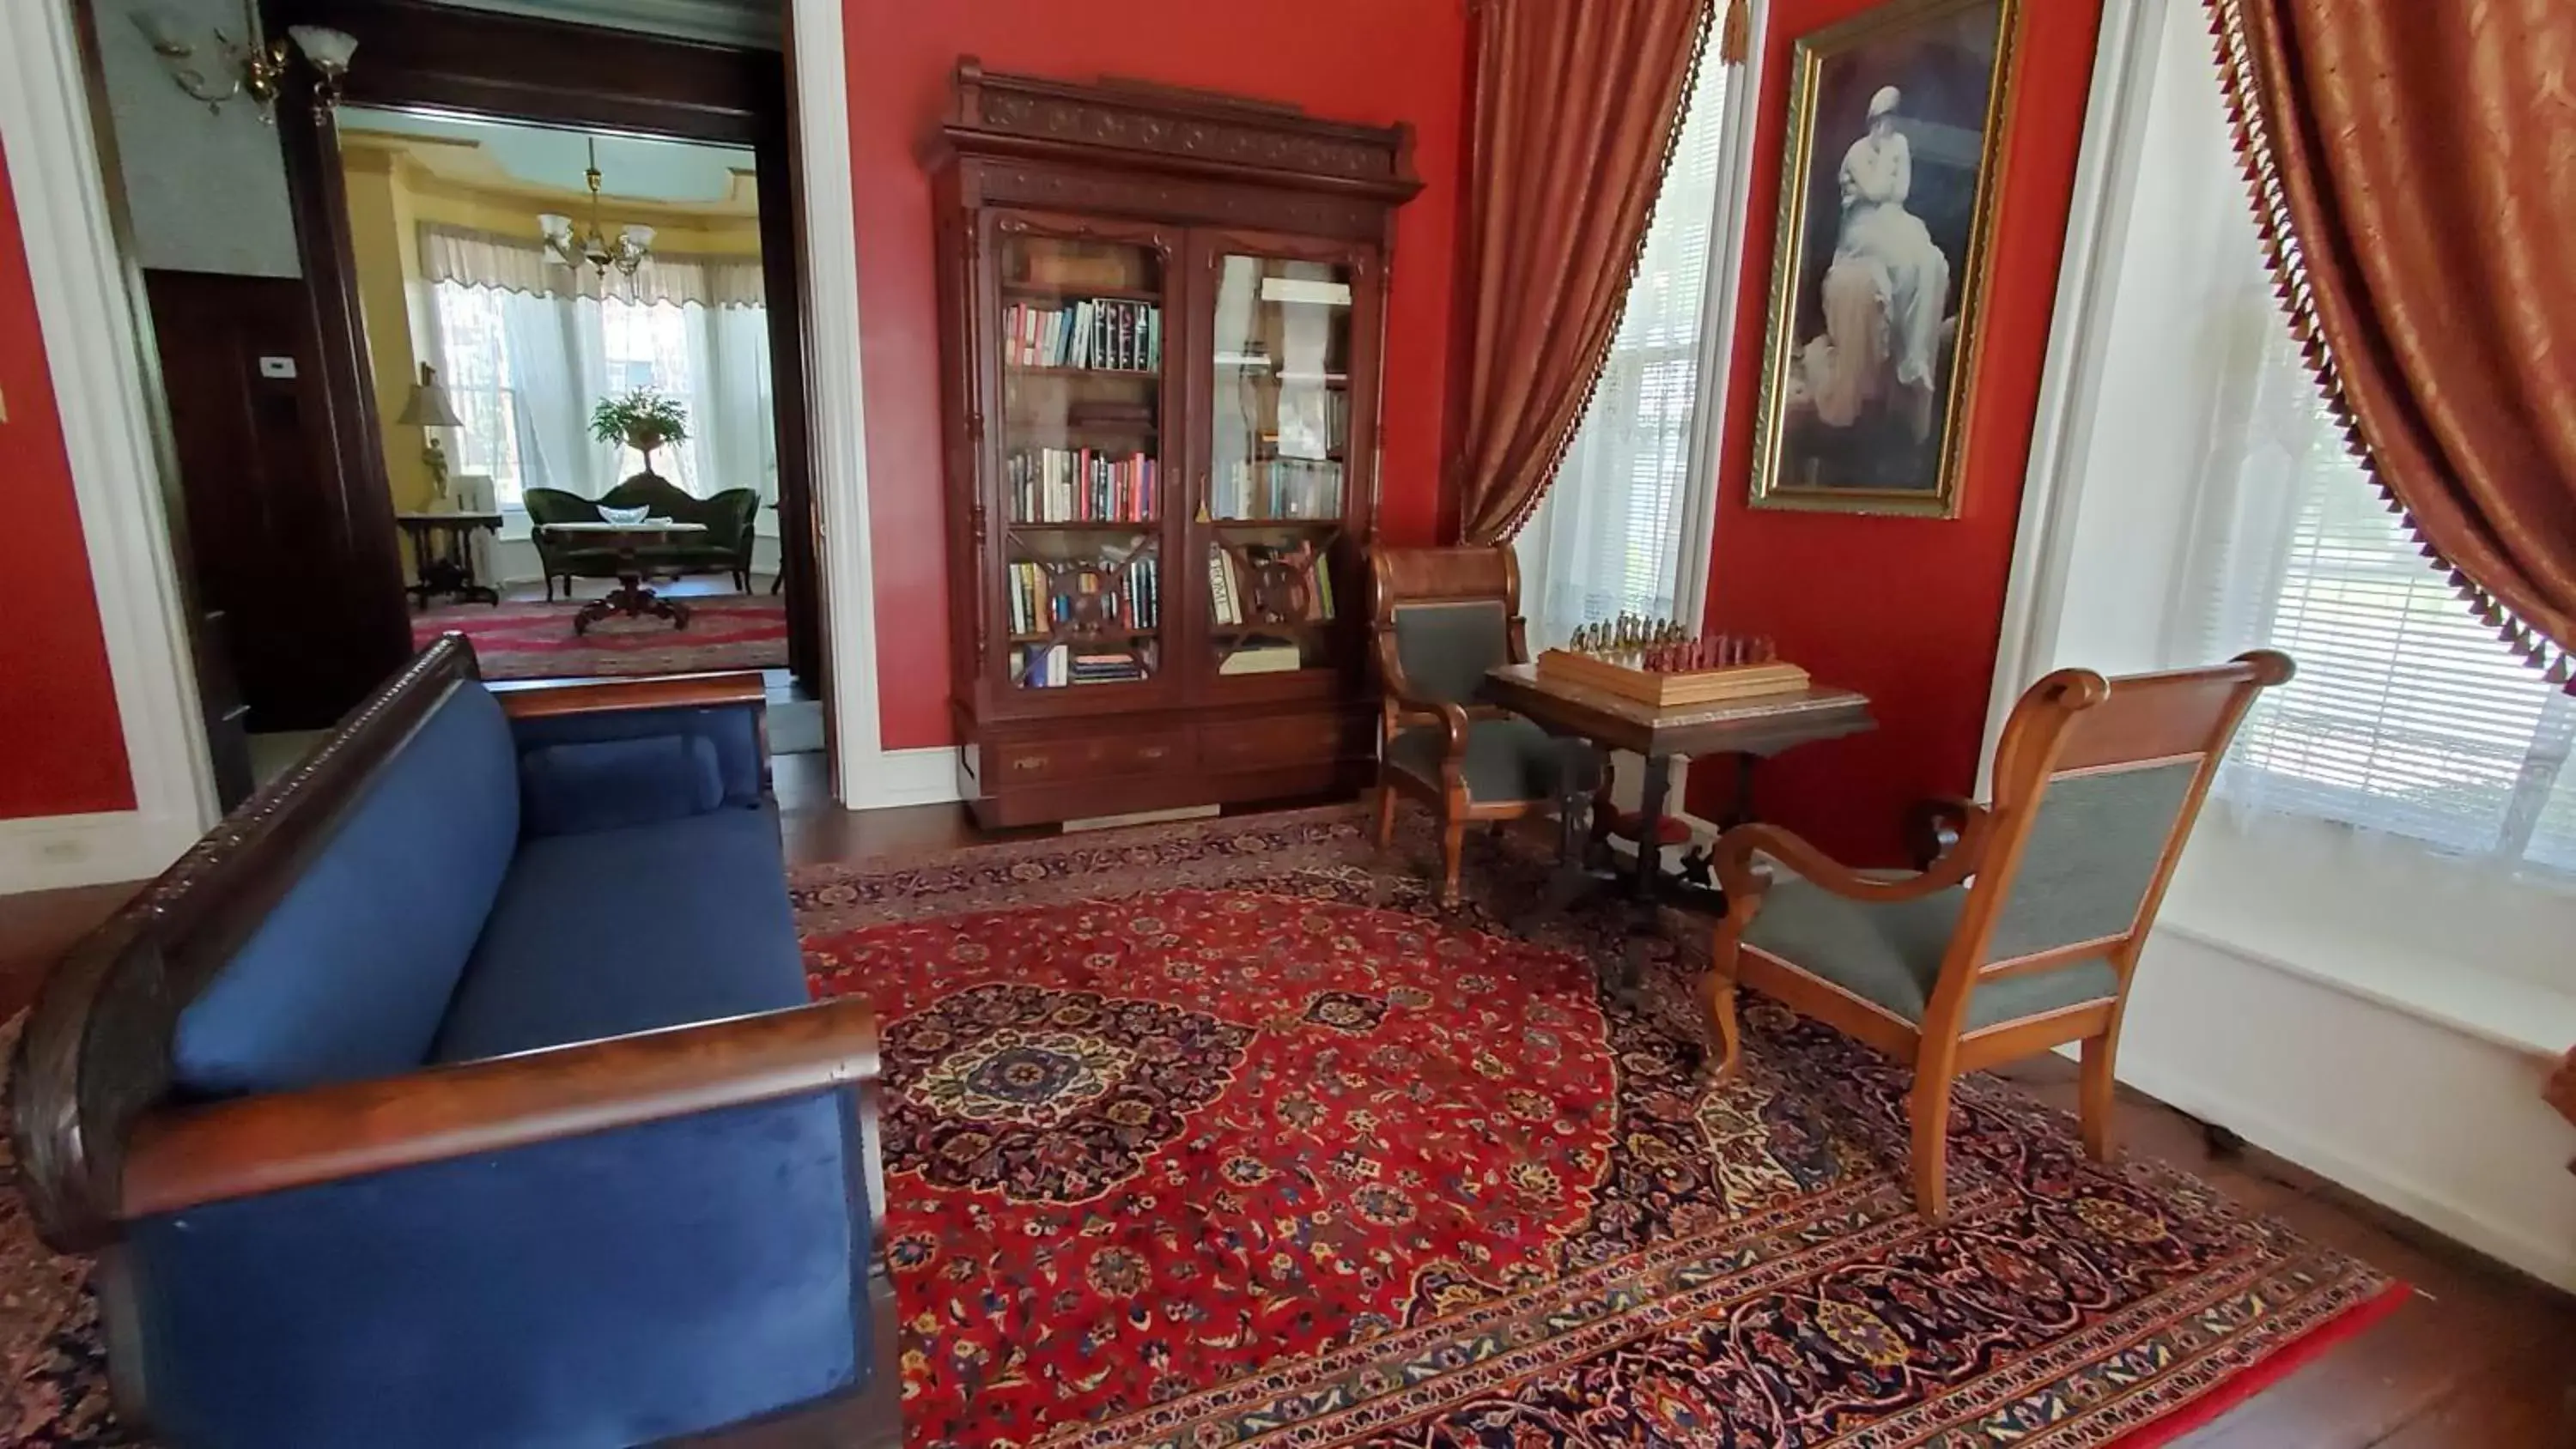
[341,107,755,204]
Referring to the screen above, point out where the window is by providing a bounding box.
[599,295,702,490]
[1515,49,1733,646]
[2171,129,2575,879]
[424,280,772,509]
[430,282,528,503]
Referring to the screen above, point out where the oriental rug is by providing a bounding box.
[410,591,787,680]
[0,808,2403,1446]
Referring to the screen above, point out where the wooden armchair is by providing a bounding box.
[1369,545,1587,903]
[1705,652,2294,1220]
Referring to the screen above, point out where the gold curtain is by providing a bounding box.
[2208,0,2576,681]
[1447,0,1714,544]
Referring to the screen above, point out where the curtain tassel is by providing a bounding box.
[1719,0,1751,65]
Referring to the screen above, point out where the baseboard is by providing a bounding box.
[0,809,192,894]
[2111,1046,2576,1296]
[843,746,963,811]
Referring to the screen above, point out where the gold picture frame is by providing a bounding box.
[1747,0,2021,518]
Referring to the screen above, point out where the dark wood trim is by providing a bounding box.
[273,74,416,713]
[122,998,880,1218]
[493,670,770,719]
[9,636,485,1251]
[755,139,823,688]
[268,0,783,144]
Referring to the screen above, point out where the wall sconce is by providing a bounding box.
[132,3,356,118]
[288,25,359,108]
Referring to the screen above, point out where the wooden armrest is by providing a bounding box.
[1710,808,1991,906]
[1386,697,1473,758]
[121,997,880,1219]
[493,671,768,721]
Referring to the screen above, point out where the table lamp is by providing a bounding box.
[396,362,463,509]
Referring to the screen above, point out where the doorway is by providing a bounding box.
[342,110,793,679]
[266,0,829,762]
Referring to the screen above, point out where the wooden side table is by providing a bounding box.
[397,511,503,609]
[1481,663,1876,901]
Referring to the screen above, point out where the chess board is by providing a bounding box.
[1534,650,1812,707]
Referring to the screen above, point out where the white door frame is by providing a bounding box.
[0,0,945,896]
[786,0,962,811]
[0,0,218,892]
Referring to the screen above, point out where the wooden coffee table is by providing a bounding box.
[536,519,710,634]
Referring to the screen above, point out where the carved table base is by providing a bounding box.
[574,571,690,634]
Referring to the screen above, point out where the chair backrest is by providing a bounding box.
[1941,651,2294,991]
[599,472,695,518]
[521,488,600,528]
[1369,546,1525,705]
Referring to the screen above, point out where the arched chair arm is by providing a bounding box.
[1710,806,1993,908]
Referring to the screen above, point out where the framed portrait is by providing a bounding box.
[1747,0,2021,518]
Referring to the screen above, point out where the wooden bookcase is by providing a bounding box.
[927,61,1422,828]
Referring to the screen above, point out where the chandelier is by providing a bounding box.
[539,137,654,279]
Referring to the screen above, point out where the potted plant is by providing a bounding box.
[591,386,690,478]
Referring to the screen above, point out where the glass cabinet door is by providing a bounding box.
[1202,252,1356,677]
[995,228,1166,692]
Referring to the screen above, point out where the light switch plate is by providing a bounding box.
[258,355,298,379]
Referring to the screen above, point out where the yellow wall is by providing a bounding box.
[337,140,762,528]
[342,149,434,516]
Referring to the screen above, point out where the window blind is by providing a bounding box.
[2186,290,2575,874]
[1516,52,1730,646]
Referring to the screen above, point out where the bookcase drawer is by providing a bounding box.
[992,731,1192,785]
[1198,712,1365,773]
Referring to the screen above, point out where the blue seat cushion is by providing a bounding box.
[1742,878,2121,1033]
[519,733,726,838]
[433,805,807,1064]
[126,1091,868,1449]
[176,683,521,1095]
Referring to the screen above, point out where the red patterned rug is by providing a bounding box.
[411,592,787,680]
[0,809,2403,1446]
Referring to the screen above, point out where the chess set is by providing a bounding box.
[1536,615,1812,707]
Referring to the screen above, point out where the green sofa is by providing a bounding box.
[526,475,761,598]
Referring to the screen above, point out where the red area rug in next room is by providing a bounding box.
[788,810,2404,1449]
[411,593,787,681]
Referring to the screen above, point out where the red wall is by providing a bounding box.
[0,143,135,820]
[1693,0,2103,863]
[844,0,1467,749]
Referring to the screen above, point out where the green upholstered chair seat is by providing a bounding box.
[1387,717,1571,804]
[1741,877,2121,1033]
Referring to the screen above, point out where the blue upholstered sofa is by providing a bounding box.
[9,637,900,1449]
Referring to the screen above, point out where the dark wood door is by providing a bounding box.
[144,270,411,731]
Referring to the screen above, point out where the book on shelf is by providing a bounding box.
[1206,543,1333,627]
[1212,458,1345,520]
[1013,640,1153,688]
[1217,638,1304,676]
[1007,447,1157,523]
[1003,297,1162,372]
[1008,558,1159,637]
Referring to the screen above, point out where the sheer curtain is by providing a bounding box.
[1515,52,1729,648]
[428,279,773,505]
[2158,40,2576,882]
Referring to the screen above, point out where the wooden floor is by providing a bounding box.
[4,797,2571,1446]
